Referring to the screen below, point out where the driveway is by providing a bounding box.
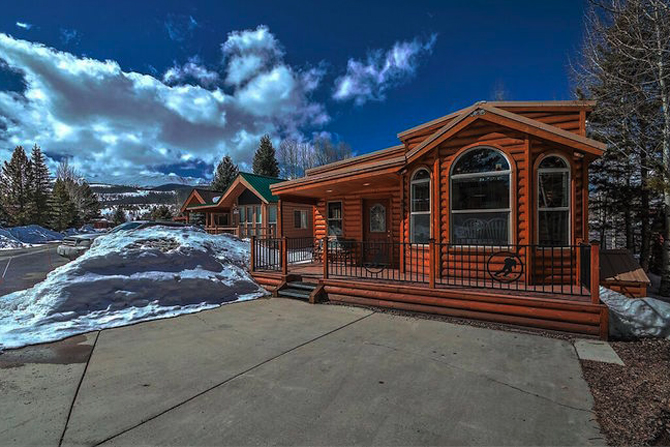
[0,298,604,446]
[0,244,68,295]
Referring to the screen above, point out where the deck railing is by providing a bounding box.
[250,237,601,301]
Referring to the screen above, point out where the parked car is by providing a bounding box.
[57,221,186,260]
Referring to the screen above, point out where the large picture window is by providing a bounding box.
[327,202,342,236]
[410,169,431,243]
[537,155,570,246]
[450,147,511,245]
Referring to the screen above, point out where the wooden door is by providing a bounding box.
[363,199,392,266]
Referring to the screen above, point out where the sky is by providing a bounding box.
[0,0,588,186]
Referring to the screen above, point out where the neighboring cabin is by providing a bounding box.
[178,172,312,239]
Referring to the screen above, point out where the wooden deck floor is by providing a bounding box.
[275,262,592,303]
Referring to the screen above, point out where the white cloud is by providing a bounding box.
[163,56,220,87]
[333,34,437,105]
[15,22,33,30]
[0,29,328,185]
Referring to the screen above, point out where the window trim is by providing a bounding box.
[293,209,308,229]
[536,154,571,247]
[449,146,513,246]
[410,167,431,244]
[327,201,343,237]
[268,205,277,224]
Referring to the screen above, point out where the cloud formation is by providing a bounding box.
[0,27,328,185]
[15,22,34,30]
[333,35,437,105]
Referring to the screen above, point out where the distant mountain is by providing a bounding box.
[91,183,199,220]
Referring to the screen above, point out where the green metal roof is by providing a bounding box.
[239,172,284,203]
[184,172,284,210]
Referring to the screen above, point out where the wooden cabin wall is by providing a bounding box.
[314,187,401,242]
[281,202,314,238]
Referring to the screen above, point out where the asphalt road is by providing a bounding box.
[0,244,69,295]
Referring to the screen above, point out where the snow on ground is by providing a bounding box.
[0,226,267,350]
[601,286,670,339]
[0,225,65,249]
[0,229,26,250]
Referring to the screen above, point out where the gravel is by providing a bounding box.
[580,338,670,446]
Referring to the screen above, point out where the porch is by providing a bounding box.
[249,237,608,338]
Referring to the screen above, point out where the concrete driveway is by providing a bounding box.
[0,298,604,446]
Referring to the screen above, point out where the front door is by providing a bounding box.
[363,199,392,266]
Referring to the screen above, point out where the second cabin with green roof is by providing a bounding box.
[177,172,313,239]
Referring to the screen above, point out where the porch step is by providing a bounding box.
[277,281,317,301]
[287,281,317,291]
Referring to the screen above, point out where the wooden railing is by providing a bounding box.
[206,225,277,238]
[250,237,601,302]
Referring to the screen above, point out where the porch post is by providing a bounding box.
[250,236,256,272]
[575,238,583,287]
[590,242,600,304]
[429,239,436,288]
[281,236,288,276]
[278,199,284,238]
[322,238,329,279]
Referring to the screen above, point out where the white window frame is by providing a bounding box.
[294,209,308,229]
[449,146,512,246]
[537,154,571,247]
[327,201,343,236]
[410,168,431,244]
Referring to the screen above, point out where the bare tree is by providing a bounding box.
[278,135,353,179]
[574,0,670,294]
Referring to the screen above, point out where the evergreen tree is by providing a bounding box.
[150,205,173,221]
[211,155,239,192]
[50,179,77,231]
[78,181,101,224]
[1,146,33,226]
[252,135,280,177]
[112,206,127,225]
[27,144,52,227]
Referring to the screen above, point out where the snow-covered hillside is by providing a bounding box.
[91,182,195,221]
[0,226,266,350]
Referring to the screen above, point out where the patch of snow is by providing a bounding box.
[4,225,64,244]
[0,229,27,250]
[0,226,267,350]
[600,286,670,339]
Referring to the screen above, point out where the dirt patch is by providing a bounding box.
[580,338,670,446]
[0,333,94,367]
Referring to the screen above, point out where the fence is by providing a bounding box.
[251,237,601,301]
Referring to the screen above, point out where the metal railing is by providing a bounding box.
[251,236,600,300]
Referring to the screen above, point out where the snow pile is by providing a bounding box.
[600,286,670,339]
[3,225,64,244]
[0,226,267,350]
[0,228,26,250]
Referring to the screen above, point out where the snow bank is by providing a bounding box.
[0,226,267,350]
[600,287,670,339]
[0,228,25,250]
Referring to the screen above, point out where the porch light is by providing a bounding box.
[326,189,333,193]
[363,183,371,186]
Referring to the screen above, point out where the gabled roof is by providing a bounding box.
[405,103,606,163]
[184,172,284,211]
[194,188,219,204]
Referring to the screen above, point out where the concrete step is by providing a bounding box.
[286,281,317,292]
[278,288,311,300]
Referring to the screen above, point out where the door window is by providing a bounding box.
[369,203,386,233]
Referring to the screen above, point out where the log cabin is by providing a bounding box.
[249,100,612,339]
[178,172,312,238]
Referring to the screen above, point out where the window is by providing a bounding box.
[268,205,277,224]
[450,147,511,245]
[327,202,343,236]
[294,210,308,229]
[538,155,570,246]
[238,207,245,223]
[410,169,431,243]
[255,206,262,224]
[246,206,253,223]
[369,203,386,233]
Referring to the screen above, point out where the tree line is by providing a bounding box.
[0,145,101,231]
[210,133,351,192]
[574,0,670,295]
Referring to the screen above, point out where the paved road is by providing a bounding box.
[0,298,604,446]
[0,244,69,295]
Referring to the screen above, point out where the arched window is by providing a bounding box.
[450,147,511,245]
[537,155,570,246]
[410,169,431,243]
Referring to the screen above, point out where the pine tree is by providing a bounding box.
[50,179,77,231]
[1,146,33,226]
[211,155,239,192]
[27,144,52,227]
[78,181,101,224]
[252,135,280,177]
[150,205,173,221]
[112,206,127,225]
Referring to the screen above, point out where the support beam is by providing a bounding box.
[590,242,600,304]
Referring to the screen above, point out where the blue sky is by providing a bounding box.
[0,0,587,185]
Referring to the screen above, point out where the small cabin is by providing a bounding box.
[249,101,612,339]
[178,172,312,238]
